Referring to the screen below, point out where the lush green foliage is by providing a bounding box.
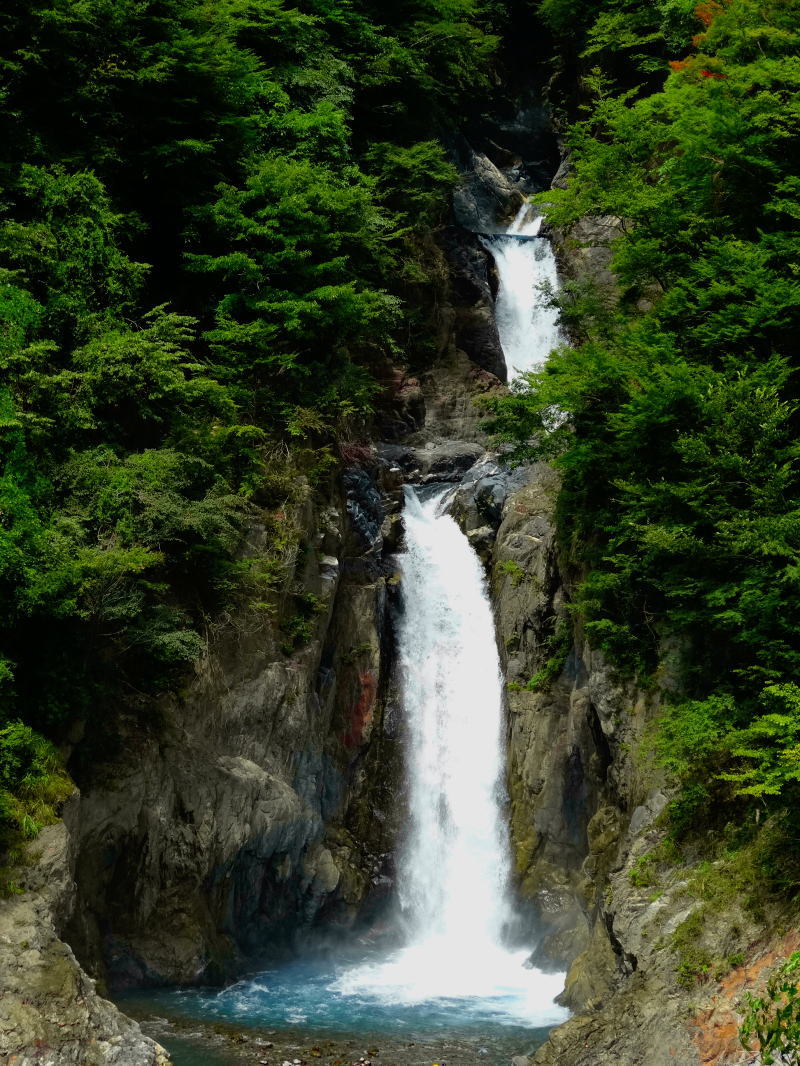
[0,0,504,849]
[0,721,72,886]
[488,0,800,843]
[507,617,571,692]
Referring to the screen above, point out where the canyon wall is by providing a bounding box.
[1,465,406,1062]
[63,475,403,990]
[476,456,781,1066]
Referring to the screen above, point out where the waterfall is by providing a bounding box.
[329,194,567,1029]
[398,486,512,950]
[331,488,567,1025]
[482,203,561,380]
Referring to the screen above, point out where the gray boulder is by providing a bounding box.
[453,149,525,234]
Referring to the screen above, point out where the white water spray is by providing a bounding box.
[398,487,512,950]
[482,203,561,381]
[332,489,567,1025]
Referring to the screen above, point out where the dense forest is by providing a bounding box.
[0,0,510,859]
[488,0,800,884]
[3,0,800,917]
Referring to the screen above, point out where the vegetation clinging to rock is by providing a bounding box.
[487,0,800,862]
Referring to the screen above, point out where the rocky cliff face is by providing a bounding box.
[1,465,408,1063]
[1,812,169,1066]
[64,474,406,991]
[449,450,788,1066]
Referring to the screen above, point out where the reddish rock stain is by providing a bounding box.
[344,671,377,749]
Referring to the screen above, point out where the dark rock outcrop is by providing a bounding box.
[452,147,525,235]
[544,212,621,294]
[451,454,534,533]
[376,440,485,484]
[440,227,507,382]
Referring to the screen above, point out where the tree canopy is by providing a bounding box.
[0,0,503,859]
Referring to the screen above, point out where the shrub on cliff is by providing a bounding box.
[0,721,72,878]
[741,951,800,1064]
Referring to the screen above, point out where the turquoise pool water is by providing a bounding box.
[121,949,562,1066]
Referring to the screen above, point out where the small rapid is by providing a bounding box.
[481,203,561,380]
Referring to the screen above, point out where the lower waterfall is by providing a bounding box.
[124,487,568,1059]
[331,487,566,1024]
[400,485,515,954]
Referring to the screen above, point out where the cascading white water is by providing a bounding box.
[149,193,568,1058]
[331,488,567,1025]
[398,486,512,950]
[482,203,561,380]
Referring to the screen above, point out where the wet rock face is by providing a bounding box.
[344,467,385,554]
[411,348,504,444]
[485,468,600,951]
[452,148,525,235]
[441,227,507,382]
[476,454,780,1066]
[404,161,512,442]
[450,454,534,535]
[376,440,485,484]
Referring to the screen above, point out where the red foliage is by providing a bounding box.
[668,57,727,78]
[695,0,725,26]
[339,440,372,466]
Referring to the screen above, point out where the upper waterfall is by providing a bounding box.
[482,203,561,380]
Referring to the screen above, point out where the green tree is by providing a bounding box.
[487,0,800,839]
